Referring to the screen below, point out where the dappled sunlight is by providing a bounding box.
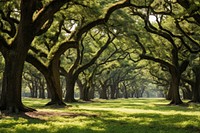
[77,98,200,117]
[1,98,200,133]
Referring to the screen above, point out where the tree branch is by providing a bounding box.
[26,54,48,75]
[47,41,77,63]
[140,54,173,69]
[33,0,71,35]
[175,20,200,52]
[74,0,132,41]
[0,35,9,56]
[29,46,48,58]
[177,0,200,25]
[74,35,115,77]
[0,9,18,37]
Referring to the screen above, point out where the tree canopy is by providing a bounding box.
[0,0,200,113]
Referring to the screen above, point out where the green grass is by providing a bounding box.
[1,98,200,133]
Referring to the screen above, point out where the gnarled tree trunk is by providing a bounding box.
[26,55,65,106]
[0,2,36,112]
[45,59,65,106]
[0,45,35,112]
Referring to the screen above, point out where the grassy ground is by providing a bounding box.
[0,98,200,133]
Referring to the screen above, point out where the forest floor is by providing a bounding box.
[1,98,200,133]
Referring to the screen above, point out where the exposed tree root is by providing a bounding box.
[169,100,183,105]
[45,101,66,106]
[0,105,36,114]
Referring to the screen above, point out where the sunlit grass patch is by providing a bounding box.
[1,98,200,133]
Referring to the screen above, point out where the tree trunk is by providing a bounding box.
[166,81,173,100]
[26,55,65,105]
[47,87,51,99]
[28,83,34,98]
[191,67,200,103]
[82,86,90,101]
[0,81,2,99]
[115,87,119,99]
[39,79,45,99]
[135,90,139,98]
[34,80,38,98]
[77,79,84,100]
[88,86,95,99]
[169,69,183,105]
[65,76,77,102]
[123,83,128,99]
[110,84,116,99]
[99,83,108,99]
[0,0,73,112]
[39,87,45,99]
[182,85,192,100]
[0,50,35,112]
[45,77,65,105]
[0,0,39,113]
[44,60,66,106]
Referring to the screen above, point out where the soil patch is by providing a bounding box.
[25,111,98,118]
[1,111,98,120]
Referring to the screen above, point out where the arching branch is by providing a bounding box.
[33,0,71,35]
[74,0,132,41]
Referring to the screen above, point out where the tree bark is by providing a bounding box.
[77,79,84,100]
[123,83,128,99]
[191,67,200,103]
[181,84,192,100]
[64,75,77,102]
[45,59,65,106]
[0,0,71,113]
[88,86,95,99]
[82,86,90,101]
[26,55,65,106]
[110,84,117,99]
[0,1,36,112]
[99,83,108,99]
[166,82,173,100]
[169,69,183,105]
[0,49,35,112]
[38,79,45,99]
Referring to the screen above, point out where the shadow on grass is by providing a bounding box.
[15,112,199,133]
[63,112,200,133]
[9,98,200,133]
[0,112,47,132]
[77,98,200,112]
[1,110,200,133]
[95,114,200,133]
